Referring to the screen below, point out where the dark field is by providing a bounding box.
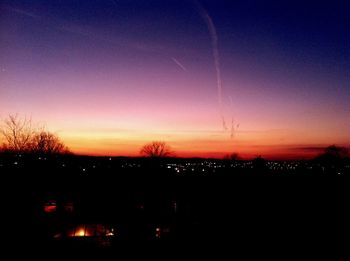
[4,154,349,253]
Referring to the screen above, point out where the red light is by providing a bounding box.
[44,202,57,213]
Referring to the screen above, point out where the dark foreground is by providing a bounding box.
[3,154,349,254]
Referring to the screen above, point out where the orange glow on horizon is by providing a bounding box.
[52,117,350,160]
[76,228,86,237]
[62,130,348,160]
[2,1,349,162]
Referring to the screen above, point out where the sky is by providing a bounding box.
[1,0,349,159]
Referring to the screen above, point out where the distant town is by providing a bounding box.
[4,151,349,250]
[2,152,350,176]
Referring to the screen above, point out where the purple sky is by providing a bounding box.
[1,0,349,158]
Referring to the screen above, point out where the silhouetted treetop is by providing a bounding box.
[0,114,69,154]
[0,114,33,152]
[31,131,69,155]
[140,141,173,158]
[324,145,348,159]
[315,145,349,166]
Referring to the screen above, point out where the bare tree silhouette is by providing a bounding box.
[31,131,69,154]
[324,145,348,159]
[0,114,33,153]
[140,141,173,157]
[315,145,349,166]
[0,114,70,154]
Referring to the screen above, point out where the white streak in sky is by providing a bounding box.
[228,95,239,139]
[172,57,187,72]
[230,117,235,139]
[222,115,228,130]
[5,6,40,19]
[110,0,119,8]
[193,1,227,130]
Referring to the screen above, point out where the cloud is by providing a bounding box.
[288,146,326,152]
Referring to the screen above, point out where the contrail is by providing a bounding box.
[5,6,40,19]
[172,57,187,72]
[221,115,228,130]
[230,117,235,139]
[230,118,240,139]
[229,95,239,139]
[193,0,227,130]
[110,0,119,8]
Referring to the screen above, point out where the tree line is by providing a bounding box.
[0,114,173,157]
[0,114,69,155]
[1,114,348,163]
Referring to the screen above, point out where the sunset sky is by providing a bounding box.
[1,0,349,159]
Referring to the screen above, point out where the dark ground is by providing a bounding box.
[2,154,349,255]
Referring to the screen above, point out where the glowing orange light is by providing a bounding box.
[76,228,86,237]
